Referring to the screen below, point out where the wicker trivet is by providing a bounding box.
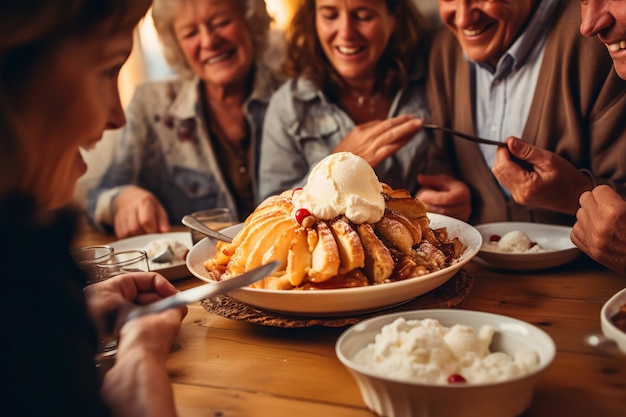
[200,269,473,328]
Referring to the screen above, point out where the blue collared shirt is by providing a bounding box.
[472,0,559,169]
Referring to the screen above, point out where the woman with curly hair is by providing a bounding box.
[258,0,470,218]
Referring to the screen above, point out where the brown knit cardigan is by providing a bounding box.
[425,0,626,226]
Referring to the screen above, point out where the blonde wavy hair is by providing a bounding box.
[152,0,273,79]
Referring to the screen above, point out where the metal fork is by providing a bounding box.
[423,124,506,147]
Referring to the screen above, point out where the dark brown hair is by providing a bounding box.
[283,0,431,98]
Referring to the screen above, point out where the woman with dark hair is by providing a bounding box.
[258,0,471,220]
[0,1,186,416]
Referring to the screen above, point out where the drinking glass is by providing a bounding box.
[94,249,150,378]
[70,245,114,285]
[189,208,236,245]
[96,249,150,279]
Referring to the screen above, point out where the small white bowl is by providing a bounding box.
[474,222,580,270]
[336,309,556,417]
[601,287,626,354]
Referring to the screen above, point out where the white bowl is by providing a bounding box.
[187,214,482,316]
[601,287,626,354]
[474,222,580,270]
[336,309,556,417]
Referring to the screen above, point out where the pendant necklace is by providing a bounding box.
[350,90,379,114]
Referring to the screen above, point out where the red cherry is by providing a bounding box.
[295,208,311,225]
[489,234,501,242]
[292,187,303,197]
[447,374,467,383]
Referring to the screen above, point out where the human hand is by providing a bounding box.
[571,185,626,274]
[415,174,471,221]
[333,115,423,168]
[114,185,170,238]
[492,137,593,214]
[92,273,185,417]
[83,271,186,335]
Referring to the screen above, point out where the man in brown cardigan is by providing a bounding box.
[571,0,626,274]
[419,0,626,226]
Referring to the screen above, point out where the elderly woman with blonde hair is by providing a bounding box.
[88,0,283,238]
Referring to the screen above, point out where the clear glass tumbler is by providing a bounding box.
[70,245,114,285]
[94,249,150,378]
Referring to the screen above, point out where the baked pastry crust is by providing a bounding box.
[204,185,464,290]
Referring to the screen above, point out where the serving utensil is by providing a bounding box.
[585,333,623,357]
[182,214,233,243]
[105,261,278,335]
[149,245,175,263]
[423,124,507,147]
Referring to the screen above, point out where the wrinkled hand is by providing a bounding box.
[114,185,170,238]
[334,115,423,168]
[571,185,626,273]
[492,137,593,215]
[415,174,471,221]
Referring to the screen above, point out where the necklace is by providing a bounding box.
[350,90,379,114]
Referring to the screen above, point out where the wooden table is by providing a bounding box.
[75,223,626,417]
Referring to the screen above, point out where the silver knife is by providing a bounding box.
[106,261,279,333]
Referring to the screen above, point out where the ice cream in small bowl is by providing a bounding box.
[474,222,580,270]
[336,309,555,417]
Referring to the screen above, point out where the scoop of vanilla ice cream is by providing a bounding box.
[444,324,492,362]
[497,230,534,252]
[292,152,385,224]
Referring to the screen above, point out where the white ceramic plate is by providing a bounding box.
[186,213,482,316]
[474,222,580,271]
[601,287,626,354]
[109,232,192,280]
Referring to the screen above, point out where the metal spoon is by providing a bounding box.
[149,245,175,263]
[182,214,233,243]
[584,333,623,356]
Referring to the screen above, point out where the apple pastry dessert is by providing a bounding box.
[204,152,464,290]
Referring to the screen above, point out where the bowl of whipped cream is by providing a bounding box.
[336,309,555,417]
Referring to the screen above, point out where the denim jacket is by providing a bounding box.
[258,67,432,201]
[88,63,280,229]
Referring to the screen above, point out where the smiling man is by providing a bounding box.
[417,0,626,227]
[570,0,626,274]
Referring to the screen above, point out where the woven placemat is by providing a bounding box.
[200,269,473,328]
